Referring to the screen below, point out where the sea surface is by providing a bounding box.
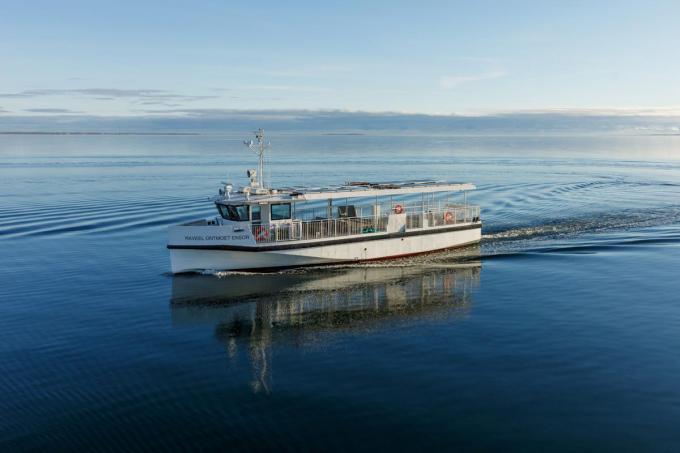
[1,133,680,451]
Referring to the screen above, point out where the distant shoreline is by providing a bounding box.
[1,130,678,138]
[0,131,199,136]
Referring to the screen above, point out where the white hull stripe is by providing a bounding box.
[168,222,482,252]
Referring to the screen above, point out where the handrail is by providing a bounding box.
[294,200,473,221]
[252,205,480,243]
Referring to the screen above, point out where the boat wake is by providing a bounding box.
[478,206,680,261]
[0,195,213,239]
[483,205,680,242]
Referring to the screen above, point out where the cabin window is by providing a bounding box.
[337,205,357,218]
[271,203,291,220]
[251,205,261,222]
[217,204,249,221]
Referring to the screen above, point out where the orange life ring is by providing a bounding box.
[255,227,269,241]
[444,211,454,223]
[394,204,404,214]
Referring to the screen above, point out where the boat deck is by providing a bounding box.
[251,204,480,244]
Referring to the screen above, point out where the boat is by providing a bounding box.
[167,129,482,273]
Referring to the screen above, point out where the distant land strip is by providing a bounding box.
[0,131,199,136]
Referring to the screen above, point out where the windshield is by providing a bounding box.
[217,204,249,221]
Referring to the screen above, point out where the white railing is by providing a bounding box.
[408,205,480,230]
[252,216,387,243]
[294,200,473,221]
[252,204,480,243]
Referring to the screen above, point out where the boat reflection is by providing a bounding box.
[170,253,481,393]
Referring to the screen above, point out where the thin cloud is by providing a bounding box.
[136,108,310,120]
[0,88,217,102]
[137,101,183,107]
[23,108,83,114]
[488,107,680,117]
[3,109,680,136]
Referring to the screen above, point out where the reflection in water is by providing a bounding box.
[171,254,481,393]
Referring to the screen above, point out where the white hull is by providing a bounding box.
[169,224,481,273]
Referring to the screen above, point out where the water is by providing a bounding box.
[1,133,680,451]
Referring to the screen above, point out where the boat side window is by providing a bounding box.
[217,204,249,221]
[251,205,261,222]
[271,203,291,220]
[337,205,357,218]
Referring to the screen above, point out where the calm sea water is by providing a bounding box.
[1,133,680,451]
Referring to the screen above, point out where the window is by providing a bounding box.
[217,204,249,221]
[271,203,291,220]
[251,205,261,222]
[337,205,357,218]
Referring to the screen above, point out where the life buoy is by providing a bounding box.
[255,227,269,241]
[444,211,454,223]
[394,204,404,214]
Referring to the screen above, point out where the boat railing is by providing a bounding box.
[407,205,481,230]
[252,204,480,243]
[294,200,473,221]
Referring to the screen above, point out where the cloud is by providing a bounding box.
[23,108,83,114]
[2,108,680,134]
[490,107,680,117]
[439,70,508,89]
[136,108,312,120]
[0,88,217,102]
[136,101,183,107]
[122,106,680,121]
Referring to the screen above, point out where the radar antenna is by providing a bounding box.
[243,128,270,188]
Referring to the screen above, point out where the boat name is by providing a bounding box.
[184,235,249,241]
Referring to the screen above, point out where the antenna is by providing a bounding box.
[243,128,270,188]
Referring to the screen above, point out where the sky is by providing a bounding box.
[2,0,680,118]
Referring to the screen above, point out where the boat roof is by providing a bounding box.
[216,180,476,204]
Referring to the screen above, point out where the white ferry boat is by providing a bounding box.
[168,129,481,273]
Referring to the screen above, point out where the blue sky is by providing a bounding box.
[2,0,680,117]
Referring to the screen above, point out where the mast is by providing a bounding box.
[244,128,269,189]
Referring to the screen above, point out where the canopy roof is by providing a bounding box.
[216,180,475,205]
[288,180,475,201]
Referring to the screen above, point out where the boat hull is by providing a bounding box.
[169,223,481,273]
